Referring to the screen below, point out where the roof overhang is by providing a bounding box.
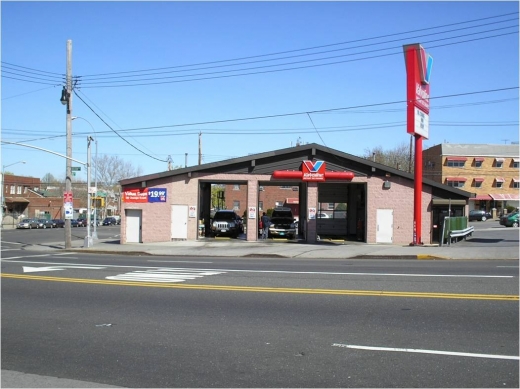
[490,193,520,201]
[432,199,467,206]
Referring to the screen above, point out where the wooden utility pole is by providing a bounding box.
[65,40,73,249]
[198,132,202,165]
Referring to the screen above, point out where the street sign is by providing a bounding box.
[63,191,73,203]
[71,167,81,171]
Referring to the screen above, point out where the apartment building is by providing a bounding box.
[423,143,519,214]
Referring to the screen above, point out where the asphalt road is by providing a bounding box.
[1,250,518,388]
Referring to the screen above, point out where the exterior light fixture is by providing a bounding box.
[60,87,69,105]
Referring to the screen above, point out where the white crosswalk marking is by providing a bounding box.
[105,268,225,283]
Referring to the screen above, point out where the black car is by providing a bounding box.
[102,217,117,226]
[468,209,492,222]
[52,219,65,228]
[210,210,242,238]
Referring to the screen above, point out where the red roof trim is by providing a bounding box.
[474,157,485,162]
[446,177,467,182]
[474,178,485,182]
[446,157,468,161]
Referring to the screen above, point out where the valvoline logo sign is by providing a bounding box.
[418,47,433,85]
[302,160,326,181]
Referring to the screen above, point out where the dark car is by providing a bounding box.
[70,219,87,227]
[468,209,492,222]
[102,217,117,226]
[52,219,65,228]
[499,212,519,228]
[210,210,242,238]
[38,219,54,229]
[268,207,297,239]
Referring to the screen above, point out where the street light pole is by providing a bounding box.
[72,116,98,239]
[1,161,26,224]
[85,136,93,248]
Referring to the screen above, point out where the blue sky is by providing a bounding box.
[2,1,519,182]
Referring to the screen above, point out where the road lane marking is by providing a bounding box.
[332,343,520,360]
[1,241,24,245]
[106,268,225,283]
[23,265,106,273]
[147,260,214,264]
[1,274,518,301]
[0,260,514,279]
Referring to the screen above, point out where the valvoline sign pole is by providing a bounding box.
[403,43,433,246]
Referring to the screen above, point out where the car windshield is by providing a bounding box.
[21,219,31,222]
[272,211,292,218]
[214,212,235,220]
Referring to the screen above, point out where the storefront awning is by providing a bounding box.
[5,197,30,203]
[490,193,520,201]
[513,178,520,183]
[495,177,505,183]
[471,194,492,200]
[432,199,467,206]
[285,198,299,204]
[495,158,505,163]
[446,157,467,161]
[513,158,520,163]
[446,177,467,181]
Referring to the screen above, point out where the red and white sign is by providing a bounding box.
[63,191,73,203]
[272,161,354,181]
[122,188,148,203]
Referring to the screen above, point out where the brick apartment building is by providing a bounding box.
[1,174,85,223]
[423,143,519,215]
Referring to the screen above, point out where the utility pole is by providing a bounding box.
[198,132,202,165]
[64,40,73,249]
[85,137,93,248]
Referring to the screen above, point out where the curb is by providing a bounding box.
[350,255,450,260]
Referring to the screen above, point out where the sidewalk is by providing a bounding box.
[24,237,519,260]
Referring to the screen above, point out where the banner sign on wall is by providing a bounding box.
[272,161,354,181]
[123,188,167,203]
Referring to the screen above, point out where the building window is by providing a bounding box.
[447,160,465,168]
[447,181,465,188]
[24,186,28,193]
[475,181,482,188]
[475,161,482,168]
[495,158,504,168]
[513,161,519,168]
[258,201,263,210]
[275,201,283,207]
[328,203,334,210]
[496,181,503,188]
[17,186,22,194]
[233,200,240,210]
[279,186,292,189]
[513,182,520,189]
[259,186,264,191]
[10,185,15,194]
[233,184,240,190]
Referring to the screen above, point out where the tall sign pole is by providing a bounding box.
[403,43,433,246]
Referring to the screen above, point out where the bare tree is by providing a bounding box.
[94,155,143,188]
[363,141,414,173]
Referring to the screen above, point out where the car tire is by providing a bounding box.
[513,222,519,228]
[481,216,487,222]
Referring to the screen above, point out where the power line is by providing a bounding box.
[77,12,518,78]
[75,27,518,87]
[72,90,168,162]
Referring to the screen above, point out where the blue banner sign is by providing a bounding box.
[147,188,167,202]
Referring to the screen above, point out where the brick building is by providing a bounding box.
[423,144,519,215]
[120,143,472,245]
[1,174,85,223]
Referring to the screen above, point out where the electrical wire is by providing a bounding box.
[78,12,518,77]
[72,90,168,162]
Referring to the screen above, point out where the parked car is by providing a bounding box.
[52,219,65,228]
[102,217,118,226]
[38,219,54,229]
[17,218,39,229]
[210,210,242,238]
[70,219,81,227]
[268,207,297,239]
[468,209,492,222]
[499,212,519,227]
